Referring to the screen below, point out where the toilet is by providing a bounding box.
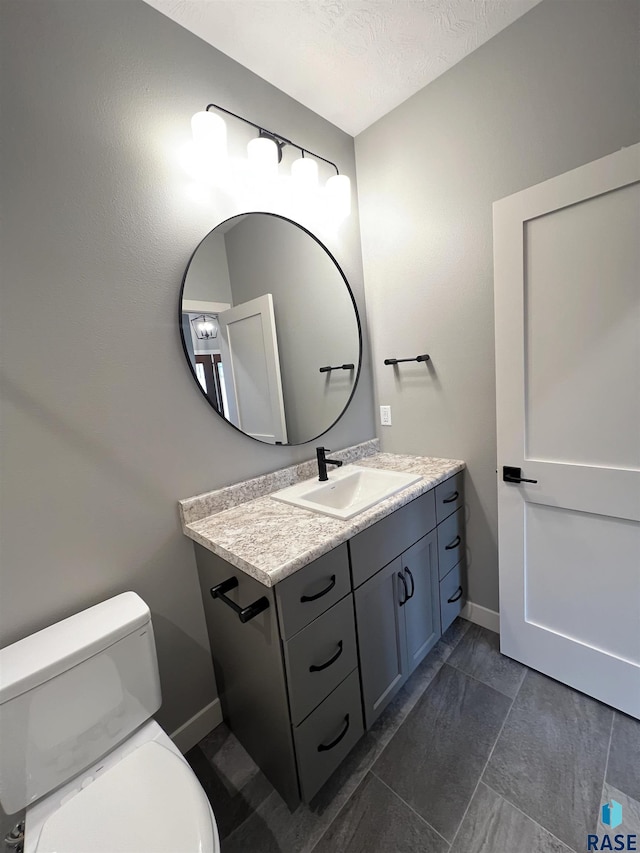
[0,592,220,853]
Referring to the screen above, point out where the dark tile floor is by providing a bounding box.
[186,619,640,853]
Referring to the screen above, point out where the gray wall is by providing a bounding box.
[356,0,640,611]
[225,215,360,443]
[0,0,374,757]
[183,232,233,305]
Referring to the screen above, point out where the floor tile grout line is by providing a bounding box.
[481,780,580,853]
[446,617,472,651]
[444,658,527,700]
[306,770,383,853]
[307,740,401,853]
[603,711,615,786]
[369,769,451,848]
[448,665,526,850]
[306,795,354,853]
[600,712,616,813]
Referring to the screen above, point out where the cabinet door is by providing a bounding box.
[402,530,441,674]
[355,558,408,729]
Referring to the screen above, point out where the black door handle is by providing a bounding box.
[503,466,537,484]
[309,641,343,672]
[317,714,350,752]
[300,575,336,603]
[445,535,461,551]
[442,490,459,504]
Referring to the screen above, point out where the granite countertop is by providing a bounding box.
[179,441,464,587]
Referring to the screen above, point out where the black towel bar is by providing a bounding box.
[384,354,430,365]
[319,363,355,373]
[210,577,270,623]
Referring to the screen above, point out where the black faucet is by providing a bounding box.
[316,447,343,482]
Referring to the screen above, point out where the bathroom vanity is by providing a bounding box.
[179,442,466,810]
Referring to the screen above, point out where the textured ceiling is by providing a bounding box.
[145,0,543,136]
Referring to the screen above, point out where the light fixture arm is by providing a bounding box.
[205,102,340,175]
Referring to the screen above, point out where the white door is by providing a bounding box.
[218,294,288,444]
[494,144,640,719]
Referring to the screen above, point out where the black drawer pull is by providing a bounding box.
[300,575,336,603]
[448,586,464,604]
[442,490,459,504]
[445,535,461,551]
[309,640,343,672]
[404,567,415,600]
[398,571,409,606]
[210,578,270,623]
[317,714,350,752]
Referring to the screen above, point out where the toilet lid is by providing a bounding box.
[34,742,217,853]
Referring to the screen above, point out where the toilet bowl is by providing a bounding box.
[0,593,220,853]
[22,720,219,853]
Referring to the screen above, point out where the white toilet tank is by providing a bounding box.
[0,592,162,815]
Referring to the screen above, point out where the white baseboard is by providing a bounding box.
[461,601,500,634]
[170,698,223,754]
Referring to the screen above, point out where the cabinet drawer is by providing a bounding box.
[437,507,465,580]
[435,472,464,523]
[440,561,465,633]
[276,545,351,639]
[284,596,358,725]
[349,490,436,588]
[293,670,363,802]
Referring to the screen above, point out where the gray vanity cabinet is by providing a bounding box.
[195,546,301,810]
[195,541,361,811]
[193,470,466,811]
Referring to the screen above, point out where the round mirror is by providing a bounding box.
[179,213,362,445]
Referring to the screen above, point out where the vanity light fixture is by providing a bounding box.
[191,313,218,340]
[190,102,351,218]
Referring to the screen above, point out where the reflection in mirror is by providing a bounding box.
[180,213,361,445]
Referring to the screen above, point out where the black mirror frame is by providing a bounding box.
[178,211,363,446]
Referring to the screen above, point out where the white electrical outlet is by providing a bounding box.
[380,405,392,426]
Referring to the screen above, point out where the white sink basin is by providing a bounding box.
[271,465,422,520]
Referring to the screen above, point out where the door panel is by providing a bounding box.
[494,143,640,718]
[524,182,640,469]
[525,503,639,664]
[403,531,441,674]
[355,558,407,728]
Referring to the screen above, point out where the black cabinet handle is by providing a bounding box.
[301,575,336,603]
[210,578,270,624]
[398,571,409,606]
[443,491,459,504]
[309,641,343,673]
[448,586,464,604]
[404,567,415,600]
[445,535,461,551]
[317,714,350,752]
